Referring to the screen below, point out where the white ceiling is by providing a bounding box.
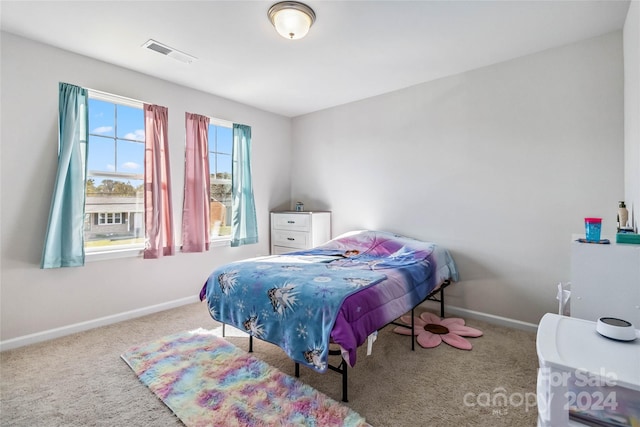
[0,0,631,117]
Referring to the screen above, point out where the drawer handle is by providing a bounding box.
[287,237,295,241]
[287,221,295,224]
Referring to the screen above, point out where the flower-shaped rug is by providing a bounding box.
[393,311,483,350]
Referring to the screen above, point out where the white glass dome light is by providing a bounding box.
[268,2,316,40]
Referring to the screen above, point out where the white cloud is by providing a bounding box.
[92,126,113,134]
[124,129,145,141]
[106,164,115,172]
[122,162,141,171]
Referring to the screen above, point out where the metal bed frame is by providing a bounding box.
[240,279,452,403]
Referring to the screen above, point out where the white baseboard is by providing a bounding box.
[2,297,539,352]
[0,296,199,352]
[420,301,538,333]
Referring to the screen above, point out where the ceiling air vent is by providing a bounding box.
[141,39,197,64]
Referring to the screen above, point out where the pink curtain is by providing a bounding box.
[182,113,211,252]
[144,104,175,259]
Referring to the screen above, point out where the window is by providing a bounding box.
[208,121,233,239]
[85,91,145,252]
[98,212,123,225]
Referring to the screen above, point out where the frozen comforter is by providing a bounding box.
[200,230,459,372]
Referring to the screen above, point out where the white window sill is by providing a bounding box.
[86,247,143,262]
[85,238,231,262]
[210,238,231,248]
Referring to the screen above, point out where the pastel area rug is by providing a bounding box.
[121,328,368,427]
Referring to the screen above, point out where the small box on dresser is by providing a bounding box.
[270,211,331,255]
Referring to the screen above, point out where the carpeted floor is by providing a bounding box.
[1,302,539,426]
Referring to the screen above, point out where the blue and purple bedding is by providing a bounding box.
[200,230,458,373]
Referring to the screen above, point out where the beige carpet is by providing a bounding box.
[1,302,539,426]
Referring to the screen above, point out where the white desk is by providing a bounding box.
[536,313,640,426]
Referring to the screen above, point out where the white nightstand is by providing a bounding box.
[270,211,331,255]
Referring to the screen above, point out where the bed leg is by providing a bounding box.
[249,335,253,353]
[222,323,226,337]
[440,288,445,318]
[341,359,348,403]
[411,307,415,351]
[295,362,300,377]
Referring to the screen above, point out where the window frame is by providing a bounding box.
[83,94,238,259]
[85,90,146,260]
[207,117,233,245]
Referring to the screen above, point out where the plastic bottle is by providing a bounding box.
[618,201,629,229]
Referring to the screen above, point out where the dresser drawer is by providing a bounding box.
[272,245,295,255]
[270,211,331,255]
[272,229,309,249]
[272,213,310,232]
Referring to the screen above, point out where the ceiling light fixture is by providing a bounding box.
[268,1,316,40]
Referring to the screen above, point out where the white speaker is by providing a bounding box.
[596,317,638,341]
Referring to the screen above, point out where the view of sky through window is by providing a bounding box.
[85,96,234,244]
[88,99,144,181]
[208,124,232,178]
[84,96,146,249]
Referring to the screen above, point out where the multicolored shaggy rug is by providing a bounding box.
[121,329,368,427]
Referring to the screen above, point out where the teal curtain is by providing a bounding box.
[41,83,89,268]
[231,124,258,246]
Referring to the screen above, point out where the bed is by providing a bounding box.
[199,230,459,401]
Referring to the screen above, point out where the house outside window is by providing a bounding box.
[85,91,145,252]
[209,121,232,240]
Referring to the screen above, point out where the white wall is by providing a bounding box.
[291,32,625,324]
[624,1,640,229]
[0,33,292,343]
[0,27,630,343]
